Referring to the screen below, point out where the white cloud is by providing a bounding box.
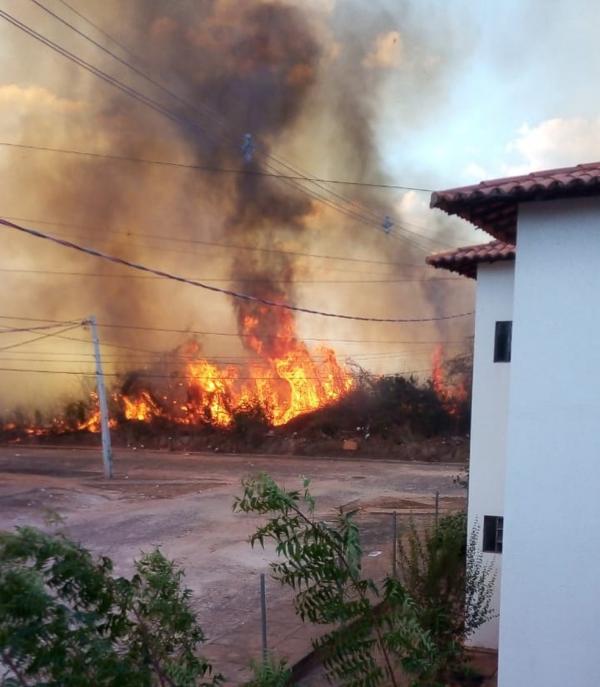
[463,162,489,182]
[461,117,600,183]
[504,117,600,174]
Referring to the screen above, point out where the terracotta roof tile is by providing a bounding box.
[426,240,515,279]
[430,161,600,241]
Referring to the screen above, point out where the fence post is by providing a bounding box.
[260,573,268,662]
[392,510,398,578]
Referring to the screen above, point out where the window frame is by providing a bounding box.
[483,515,504,553]
[494,320,512,363]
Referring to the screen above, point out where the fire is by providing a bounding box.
[431,345,468,415]
[76,394,118,432]
[1,307,355,436]
[123,391,162,423]
[125,304,356,429]
[178,341,354,428]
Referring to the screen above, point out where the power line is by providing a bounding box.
[31,0,434,211]
[0,352,442,366]
[0,267,462,284]
[4,5,445,252]
[0,321,80,334]
[55,0,140,61]
[0,140,432,194]
[0,214,438,270]
[0,316,471,345]
[0,324,82,352]
[0,218,474,324]
[0,366,434,380]
[0,346,466,362]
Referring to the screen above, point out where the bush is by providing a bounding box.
[286,370,470,442]
[236,476,495,687]
[235,473,438,687]
[397,513,496,683]
[243,655,291,687]
[0,527,222,686]
[231,404,271,446]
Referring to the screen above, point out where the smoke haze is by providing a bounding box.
[0,0,474,413]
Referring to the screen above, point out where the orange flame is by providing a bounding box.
[431,345,467,416]
[2,308,355,435]
[123,391,162,422]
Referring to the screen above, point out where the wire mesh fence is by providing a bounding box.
[201,492,466,684]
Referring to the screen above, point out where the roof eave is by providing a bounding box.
[431,180,600,242]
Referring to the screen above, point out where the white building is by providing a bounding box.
[427,162,600,687]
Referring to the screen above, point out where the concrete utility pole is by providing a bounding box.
[87,315,113,479]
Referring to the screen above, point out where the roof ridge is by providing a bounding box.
[430,161,600,241]
[426,240,515,279]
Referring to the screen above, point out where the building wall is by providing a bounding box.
[467,261,513,650]
[498,196,600,687]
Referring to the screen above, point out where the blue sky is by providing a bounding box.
[375,0,600,188]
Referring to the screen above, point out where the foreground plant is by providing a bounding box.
[243,655,291,687]
[234,474,439,687]
[398,513,496,683]
[0,527,221,686]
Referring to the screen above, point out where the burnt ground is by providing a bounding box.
[2,428,470,463]
[0,447,467,685]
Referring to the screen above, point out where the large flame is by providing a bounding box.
[1,306,356,437]
[431,345,467,416]
[98,309,354,430]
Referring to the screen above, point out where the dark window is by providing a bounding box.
[494,321,512,362]
[483,515,503,553]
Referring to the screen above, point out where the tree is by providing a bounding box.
[397,513,496,683]
[0,527,222,687]
[234,473,439,687]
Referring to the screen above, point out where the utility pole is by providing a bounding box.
[87,315,113,479]
[260,572,268,662]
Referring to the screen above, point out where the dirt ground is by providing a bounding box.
[0,446,467,684]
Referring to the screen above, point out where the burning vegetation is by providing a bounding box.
[115,310,355,429]
[0,344,470,457]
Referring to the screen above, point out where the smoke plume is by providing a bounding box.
[0,0,474,411]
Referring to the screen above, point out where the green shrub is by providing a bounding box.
[243,655,291,687]
[235,474,438,687]
[398,513,496,683]
[0,527,222,686]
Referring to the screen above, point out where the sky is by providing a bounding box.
[377,0,600,187]
[3,1,600,184]
[0,0,598,411]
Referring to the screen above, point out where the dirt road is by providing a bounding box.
[0,447,465,684]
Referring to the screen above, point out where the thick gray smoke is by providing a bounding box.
[0,0,474,410]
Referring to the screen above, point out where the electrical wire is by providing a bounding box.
[0,137,434,193]
[0,366,434,380]
[0,214,440,270]
[55,0,140,61]
[5,4,446,251]
[0,267,462,284]
[0,321,80,334]
[0,316,472,345]
[0,324,82,352]
[0,346,467,362]
[31,0,429,218]
[0,217,474,324]
[0,353,443,366]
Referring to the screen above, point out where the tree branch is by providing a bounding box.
[2,652,31,687]
[132,607,176,687]
[282,495,400,687]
